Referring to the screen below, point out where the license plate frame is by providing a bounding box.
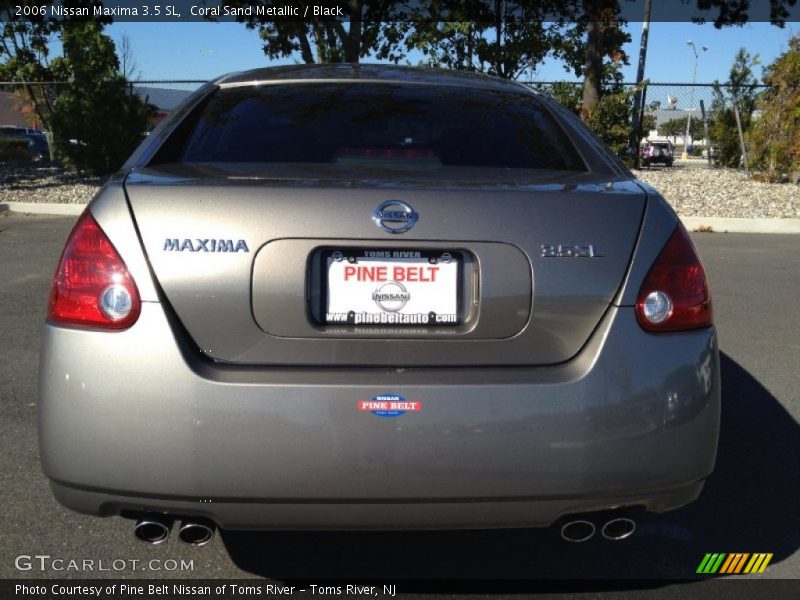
[320,248,462,327]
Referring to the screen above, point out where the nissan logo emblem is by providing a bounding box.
[372,281,411,312]
[372,200,419,234]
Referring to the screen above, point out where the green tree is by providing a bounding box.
[578,2,630,121]
[407,21,482,72]
[50,22,154,175]
[222,0,407,64]
[641,111,657,135]
[657,115,705,143]
[538,73,638,161]
[589,87,636,157]
[548,0,794,132]
[709,48,761,167]
[749,34,800,182]
[541,78,637,160]
[0,19,61,129]
[550,0,630,122]
[0,1,111,129]
[542,82,583,113]
[407,2,564,79]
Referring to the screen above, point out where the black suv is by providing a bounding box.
[641,141,673,167]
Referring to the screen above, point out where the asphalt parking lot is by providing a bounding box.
[0,213,798,590]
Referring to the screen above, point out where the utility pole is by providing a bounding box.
[699,99,711,167]
[731,95,750,176]
[629,0,652,168]
[682,41,708,158]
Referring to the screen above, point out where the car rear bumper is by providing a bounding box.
[38,303,720,530]
[49,480,704,531]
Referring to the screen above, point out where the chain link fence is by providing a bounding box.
[0,79,208,162]
[0,79,207,128]
[1,78,769,164]
[524,81,769,161]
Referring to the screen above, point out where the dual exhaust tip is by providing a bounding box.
[133,517,214,547]
[560,516,636,542]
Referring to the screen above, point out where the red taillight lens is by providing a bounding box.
[47,210,141,329]
[635,223,712,332]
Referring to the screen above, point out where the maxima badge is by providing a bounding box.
[372,200,419,234]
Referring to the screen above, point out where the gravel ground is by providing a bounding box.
[2,160,799,218]
[0,162,102,204]
[634,160,800,218]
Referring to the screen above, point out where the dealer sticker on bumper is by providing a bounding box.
[359,393,422,418]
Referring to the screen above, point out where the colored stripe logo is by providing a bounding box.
[697,553,773,574]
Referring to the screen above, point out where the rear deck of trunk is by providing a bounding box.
[124,165,646,367]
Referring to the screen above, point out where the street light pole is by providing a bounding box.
[629,0,653,167]
[682,41,707,159]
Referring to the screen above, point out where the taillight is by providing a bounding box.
[47,210,141,329]
[635,223,712,332]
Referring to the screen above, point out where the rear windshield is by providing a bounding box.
[165,83,585,173]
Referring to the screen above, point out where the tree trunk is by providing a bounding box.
[24,83,50,131]
[311,25,326,62]
[494,0,503,77]
[467,22,474,70]
[581,18,603,122]
[344,0,363,62]
[297,25,316,63]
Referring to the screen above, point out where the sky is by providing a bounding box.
[103,20,799,84]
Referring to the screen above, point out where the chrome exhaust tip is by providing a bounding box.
[133,519,170,545]
[601,517,636,541]
[560,519,596,542]
[178,520,215,547]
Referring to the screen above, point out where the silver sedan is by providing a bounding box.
[38,65,719,547]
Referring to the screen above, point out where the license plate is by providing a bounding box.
[324,249,460,326]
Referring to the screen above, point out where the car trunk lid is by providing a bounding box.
[124,164,645,366]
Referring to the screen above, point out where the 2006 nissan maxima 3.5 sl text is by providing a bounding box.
[39,65,719,546]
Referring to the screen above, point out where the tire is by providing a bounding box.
[666,160,673,167]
